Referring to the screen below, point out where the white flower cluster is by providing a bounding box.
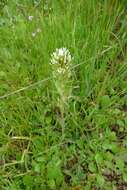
[50,48,72,75]
[28,15,34,21]
[32,28,41,37]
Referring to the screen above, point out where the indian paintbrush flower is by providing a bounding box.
[50,47,73,137]
[50,47,72,77]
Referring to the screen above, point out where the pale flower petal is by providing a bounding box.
[28,16,34,21]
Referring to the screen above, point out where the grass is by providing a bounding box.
[0,0,127,189]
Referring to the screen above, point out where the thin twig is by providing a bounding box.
[11,136,32,141]
[0,77,52,100]
[3,160,24,167]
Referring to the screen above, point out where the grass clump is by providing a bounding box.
[0,0,127,189]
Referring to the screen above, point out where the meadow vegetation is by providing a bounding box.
[0,0,127,189]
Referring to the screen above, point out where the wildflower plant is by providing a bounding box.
[50,47,72,136]
[50,47,72,103]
